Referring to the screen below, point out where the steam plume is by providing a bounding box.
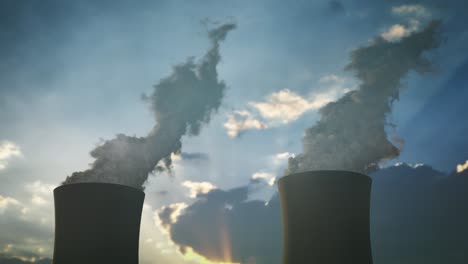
[63,23,236,189]
[287,21,441,175]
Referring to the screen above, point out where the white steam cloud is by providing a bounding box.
[62,23,236,189]
[287,21,441,175]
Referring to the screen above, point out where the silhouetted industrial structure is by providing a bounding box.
[278,170,373,264]
[53,183,144,264]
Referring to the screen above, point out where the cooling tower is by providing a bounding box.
[278,170,372,264]
[53,183,145,264]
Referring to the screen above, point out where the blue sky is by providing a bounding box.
[0,1,467,263]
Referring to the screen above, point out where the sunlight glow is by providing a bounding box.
[182,247,240,264]
[457,160,468,173]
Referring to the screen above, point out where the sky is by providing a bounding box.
[0,0,467,263]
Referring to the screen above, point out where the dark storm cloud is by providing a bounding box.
[162,164,468,264]
[370,165,468,263]
[399,57,468,170]
[287,21,441,175]
[179,152,209,162]
[159,186,282,264]
[63,23,236,189]
[157,205,176,230]
[154,190,169,197]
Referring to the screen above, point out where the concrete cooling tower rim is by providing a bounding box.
[278,170,372,184]
[55,182,144,194]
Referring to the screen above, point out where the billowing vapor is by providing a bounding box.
[63,23,236,189]
[287,21,441,175]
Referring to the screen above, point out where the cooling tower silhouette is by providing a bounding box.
[278,170,373,264]
[53,183,144,264]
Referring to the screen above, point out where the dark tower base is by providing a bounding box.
[53,183,145,264]
[278,170,373,264]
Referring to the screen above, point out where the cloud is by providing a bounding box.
[0,180,56,260]
[250,172,276,186]
[224,111,267,138]
[161,163,468,264]
[382,4,431,42]
[271,152,295,167]
[381,24,411,41]
[0,254,51,264]
[370,164,468,264]
[249,89,325,124]
[0,195,21,214]
[157,202,189,232]
[137,203,192,263]
[392,4,430,18]
[0,141,21,170]
[457,160,468,173]
[25,181,55,207]
[248,153,295,201]
[288,21,441,174]
[159,186,282,264]
[380,20,421,42]
[154,190,169,197]
[224,75,352,137]
[0,194,53,260]
[176,152,210,162]
[182,180,217,198]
